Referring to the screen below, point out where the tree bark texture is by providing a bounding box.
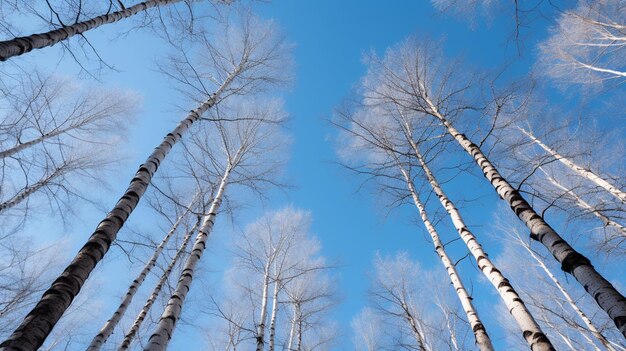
[0,0,183,61]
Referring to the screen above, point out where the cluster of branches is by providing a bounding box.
[0,3,301,351]
[336,33,626,351]
[207,207,337,351]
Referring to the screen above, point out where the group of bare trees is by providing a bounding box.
[207,208,337,351]
[0,0,624,350]
[0,1,329,350]
[341,0,625,350]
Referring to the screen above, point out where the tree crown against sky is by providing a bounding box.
[0,1,624,350]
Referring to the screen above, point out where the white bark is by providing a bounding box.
[87,193,201,351]
[268,279,280,351]
[520,127,626,203]
[144,154,235,351]
[398,163,546,351]
[539,167,626,237]
[286,304,298,351]
[256,261,272,351]
[428,106,626,339]
[0,0,184,61]
[516,232,616,351]
[0,166,64,212]
[118,216,201,351]
[398,122,495,351]
[0,68,237,351]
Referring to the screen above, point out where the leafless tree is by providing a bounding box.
[207,208,336,351]
[538,0,626,87]
[143,98,288,350]
[367,252,436,351]
[493,209,626,350]
[355,35,626,340]
[0,8,291,350]
[0,69,137,222]
[0,0,233,67]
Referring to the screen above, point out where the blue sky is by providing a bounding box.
[5,1,626,350]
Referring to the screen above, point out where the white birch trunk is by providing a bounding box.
[520,128,626,203]
[87,193,200,350]
[518,234,615,351]
[0,70,237,351]
[0,166,63,212]
[143,159,233,351]
[424,100,626,339]
[539,168,626,237]
[400,300,430,351]
[117,216,201,351]
[286,304,298,351]
[268,279,280,351]
[397,123,495,351]
[398,164,547,350]
[256,261,272,351]
[0,127,68,159]
[0,0,183,61]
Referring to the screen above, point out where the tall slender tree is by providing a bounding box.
[144,98,288,350]
[358,36,626,338]
[0,10,290,350]
[0,0,230,61]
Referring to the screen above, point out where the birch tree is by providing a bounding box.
[358,36,626,339]
[368,252,436,351]
[0,10,290,350]
[143,98,288,350]
[86,190,206,350]
[336,98,548,349]
[0,71,136,219]
[538,0,626,86]
[519,127,626,203]
[208,208,335,351]
[0,0,232,62]
[493,212,626,350]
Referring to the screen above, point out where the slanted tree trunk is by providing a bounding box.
[0,166,64,212]
[0,0,184,61]
[425,101,626,339]
[539,167,626,237]
[515,231,616,351]
[286,303,299,351]
[398,162,543,350]
[118,216,202,351]
[399,300,431,351]
[256,260,273,351]
[520,128,626,203]
[143,153,236,351]
[87,193,201,351]
[0,127,71,159]
[268,279,280,351]
[0,70,238,351]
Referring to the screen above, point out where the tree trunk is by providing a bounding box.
[286,304,298,351]
[406,142,554,350]
[0,166,64,212]
[118,216,201,351]
[400,300,430,351]
[0,71,237,351]
[87,193,200,351]
[539,167,626,237]
[256,261,272,351]
[0,127,68,159]
[396,163,495,351]
[268,279,280,351]
[428,106,626,339]
[516,232,616,351]
[0,0,183,61]
[143,157,234,351]
[520,128,626,203]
